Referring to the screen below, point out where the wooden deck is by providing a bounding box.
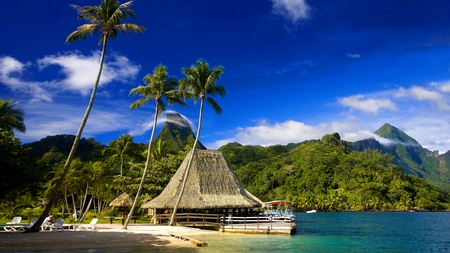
[153,213,296,235]
[220,216,296,235]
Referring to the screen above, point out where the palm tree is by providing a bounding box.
[0,98,26,134]
[123,64,187,229]
[28,0,145,232]
[103,134,136,177]
[169,60,225,225]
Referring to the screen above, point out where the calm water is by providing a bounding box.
[47,212,450,252]
[192,212,450,253]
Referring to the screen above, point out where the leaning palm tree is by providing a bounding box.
[0,98,26,134]
[123,64,187,229]
[169,60,225,226]
[28,0,145,232]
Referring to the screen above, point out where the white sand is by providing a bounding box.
[0,223,217,252]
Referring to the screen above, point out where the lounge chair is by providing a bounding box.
[4,219,37,232]
[77,218,98,230]
[42,218,65,231]
[6,216,22,224]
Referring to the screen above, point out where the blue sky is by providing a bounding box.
[2,0,450,153]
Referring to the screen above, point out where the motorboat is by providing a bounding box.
[263,200,297,222]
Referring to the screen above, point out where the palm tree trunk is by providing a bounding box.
[71,194,78,221]
[169,97,204,226]
[27,38,108,232]
[80,196,93,221]
[123,101,160,229]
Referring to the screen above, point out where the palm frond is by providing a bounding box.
[206,97,223,115]
[65,24,99,44]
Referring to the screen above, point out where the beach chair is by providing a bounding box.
[4,219,37,232]
[49,218,65,231]
[6,216,22,224]
[77,218,98,230]
[41,218,65,231]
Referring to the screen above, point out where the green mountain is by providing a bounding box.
[220,133,450,211]
[349,123,450,190]
[155,113,206,151]
[26,134,105,161]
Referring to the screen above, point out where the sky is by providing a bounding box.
[2,0,450,153]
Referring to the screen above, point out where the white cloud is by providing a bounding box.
[395,85,450,111]
[37,51,141,96]
[0,56,54,102]
[231,119,327,146]
[15,100,136,143]
[270,0,311,24]
[338,94,397,114]
[0,52,141,102]
[346,53,361,58]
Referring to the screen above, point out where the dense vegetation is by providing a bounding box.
[0,131,186,220]
[2,95,450,221]
[221,133,450,211]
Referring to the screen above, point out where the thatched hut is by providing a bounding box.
[141,150,262,214]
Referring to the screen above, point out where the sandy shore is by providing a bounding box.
[0,223,217,252]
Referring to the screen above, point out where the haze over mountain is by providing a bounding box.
[154,113,206,151]
[349,123,450,190]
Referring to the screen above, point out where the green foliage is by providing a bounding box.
[349,123,450,191]
[26,135,105,161]
[228,134,450,212]
[0,130,46,201]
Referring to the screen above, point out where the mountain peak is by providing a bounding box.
[155,113,206,150]
[374,123,420,146]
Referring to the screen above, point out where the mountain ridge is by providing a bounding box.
[349,123,450,190]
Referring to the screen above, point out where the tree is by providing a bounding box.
[0,98,26,134]
[28,0,145,232]
[169,60,225,225]
[103,134,137,177]
[123,64,187,229]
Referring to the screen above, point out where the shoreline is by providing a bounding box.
[0,223,216,252]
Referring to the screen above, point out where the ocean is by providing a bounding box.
[42,212,450,252]
[192,212,450,252]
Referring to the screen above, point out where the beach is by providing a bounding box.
[0,223,216,252]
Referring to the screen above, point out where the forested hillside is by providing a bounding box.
[220,133,450,211]
[350,124,450,191]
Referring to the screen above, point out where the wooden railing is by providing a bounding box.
[220,215,294,230]
[154,213,224,226]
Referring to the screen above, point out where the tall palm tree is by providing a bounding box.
[28,0,145,232]
[123,64,187,229]
[169,60,225,225]
[0,98,26,134]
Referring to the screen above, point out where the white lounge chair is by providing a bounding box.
[4,218,36,232]
[77,218,98,230]
[42,218,65,231]
[6,216,22,224]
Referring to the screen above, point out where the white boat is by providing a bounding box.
[263,200,297,222]
[306,210,317,213]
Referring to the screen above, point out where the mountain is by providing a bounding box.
[155,113,206,151]
[349,123,450,190]
[25,134,105,161]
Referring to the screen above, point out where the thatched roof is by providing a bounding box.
[141,150,263,210]
[109,192,134,207]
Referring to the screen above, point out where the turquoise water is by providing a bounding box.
[39,212,450,252]
[193,212,450,252]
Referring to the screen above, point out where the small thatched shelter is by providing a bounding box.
[109,192,135,225]
[141,150,262,211]
[110,192,135,207]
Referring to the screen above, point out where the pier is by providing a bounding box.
[153,213,296,235]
